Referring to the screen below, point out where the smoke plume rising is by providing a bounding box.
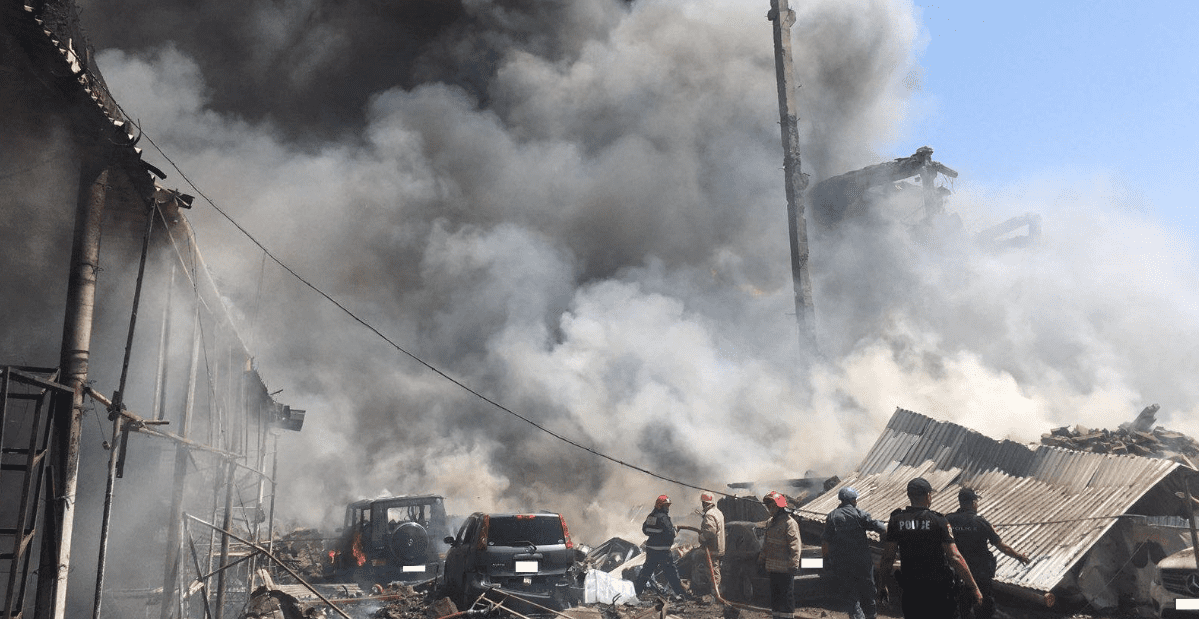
[63,0,1199,569]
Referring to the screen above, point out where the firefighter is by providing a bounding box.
[689,492,725,597]
[759,491,801,619]
[822,487,887,619]
[635,494,688,599]
[879,478,982,619]
[946,488,1030,619]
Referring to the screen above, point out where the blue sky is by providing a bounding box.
[894,1,1199,233]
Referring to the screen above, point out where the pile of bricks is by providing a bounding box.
[1041,404,1199,465]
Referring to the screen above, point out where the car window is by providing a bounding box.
[386,504,428,525]
[487,516,564,546]
[458,516,477,545]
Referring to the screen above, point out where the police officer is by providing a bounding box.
[822,487,887,619]
[946,488,1030,619]
[878,478,982,619]
[635,495,687,599]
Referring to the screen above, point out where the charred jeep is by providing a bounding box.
[331,494,450,584]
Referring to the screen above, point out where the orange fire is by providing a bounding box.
[352,531,367,566]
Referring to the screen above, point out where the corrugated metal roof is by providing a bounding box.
[799,408,1186,594]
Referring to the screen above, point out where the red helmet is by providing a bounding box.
[763,491,787,508]
[700,492,715,504]
[655,495,672,509]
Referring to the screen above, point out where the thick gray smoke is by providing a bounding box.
[76,0,1199,550]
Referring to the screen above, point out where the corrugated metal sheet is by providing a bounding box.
[798,408,1184,595]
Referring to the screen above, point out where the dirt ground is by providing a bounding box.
[363,589,1125,619]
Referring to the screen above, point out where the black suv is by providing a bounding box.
[330,494,450,584]
[442,512,581,610]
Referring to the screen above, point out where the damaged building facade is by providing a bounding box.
[1,2,304,618]
[798,408,1199,612]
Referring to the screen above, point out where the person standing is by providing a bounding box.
[822,487,887,619]
[878,478,982,619]
[635,494,687,599]
[689,492,725,597]
[760,491,801,619]
[946,488,1030,619]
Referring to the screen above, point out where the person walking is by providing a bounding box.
[946,488,1030,619]
[635,494,688,599]
[760,491,801,619]
[822,487,887,619]
[878,478,982,619]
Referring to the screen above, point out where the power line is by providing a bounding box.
[120,109,729,498]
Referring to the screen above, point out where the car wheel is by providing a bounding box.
[388,521,430,564]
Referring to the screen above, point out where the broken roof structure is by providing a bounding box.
[798,408,1199,609]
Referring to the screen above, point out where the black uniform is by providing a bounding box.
[885,506,958,619]
[946,509,1002,619]
[635,508,685,596]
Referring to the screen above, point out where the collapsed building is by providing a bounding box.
[798,408,1199,612]
[809,146,1041,250]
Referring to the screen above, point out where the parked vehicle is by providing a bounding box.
[442,512,582,610]
[1151,546,1199,618]
[330,494,450,584]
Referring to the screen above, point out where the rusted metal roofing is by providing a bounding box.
[799,408,1193,596]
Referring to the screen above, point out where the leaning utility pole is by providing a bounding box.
[768,0,818,355]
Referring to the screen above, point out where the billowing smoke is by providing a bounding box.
[72,0,1199,555]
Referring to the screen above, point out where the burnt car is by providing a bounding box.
[442,512,582,610]
[1151,546,1199,618]
[330,494,450,584]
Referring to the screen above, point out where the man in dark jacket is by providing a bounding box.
[946,488,1030,619]
[879,478,982,619]
[635,495,687,598]
[822,487,886,619]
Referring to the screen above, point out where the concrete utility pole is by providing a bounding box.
[37,163,109,619]
[768,0,818,355]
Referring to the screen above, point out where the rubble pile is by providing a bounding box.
[239,586,320,619]
[274,529,331,583]
[1041,405,1199,464]
[370,584,432,619]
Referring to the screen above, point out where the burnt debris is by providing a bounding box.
[1041,405,1199,464]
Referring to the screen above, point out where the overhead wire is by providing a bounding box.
[117,106,729,498]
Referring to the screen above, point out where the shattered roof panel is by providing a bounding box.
[798,408,1182,595]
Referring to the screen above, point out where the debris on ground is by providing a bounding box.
[1041,404,1199,464]
[584,537,642,573]
[274,528,333,583]
[239,586,323,619]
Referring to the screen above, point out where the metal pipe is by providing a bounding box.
[84,387,236,460]
[184,521,214,619]
[152,262,175,421]
[90,413,124,619]
[265,434,279,558]
[184,514,353,619]
[39,165,108,619]
[160,306,201,619]
[213,459,236,619]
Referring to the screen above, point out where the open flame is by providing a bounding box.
[352,531,366,567]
